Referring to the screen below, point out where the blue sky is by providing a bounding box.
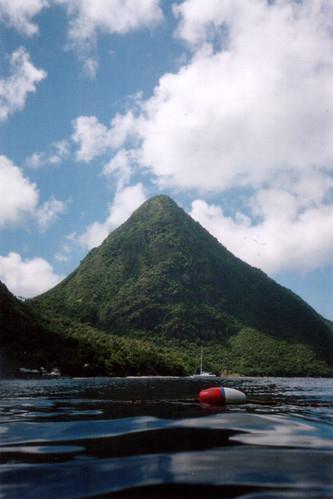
[0,0,332,320]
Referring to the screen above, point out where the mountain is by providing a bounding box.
[32,195,332,376]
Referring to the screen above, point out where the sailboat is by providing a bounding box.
[191,346,216,378]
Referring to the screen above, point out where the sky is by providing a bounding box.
[0,0,332,319]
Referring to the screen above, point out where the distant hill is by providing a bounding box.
[32,195,332,376]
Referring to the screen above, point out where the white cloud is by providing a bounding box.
[100,0,333,191]
[79,183,146,249]
[0,1,162,79]
[0,0,163,46]
[36,197,67,232]
[105,183,146,228]
[0,155,39,227]
[55,253,70,263]
[54,233,77,263]
[173,0,235,47]
[24,152,45,169]
[25,140,70,168]
[102,149,139,190]
[54,0,163,75]
[190,174,333,273]
[79,221,109,251]
[83,57,99,78]
[0,155,66,230]
[0,0,48,36]
[72,116,112,161]
[0,252,62,298]
[0,47,47,121]
[72,112,136,162]
[49,140,70,164]
[56,0,163,50]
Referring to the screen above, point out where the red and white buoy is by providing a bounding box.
[199,386,246,405]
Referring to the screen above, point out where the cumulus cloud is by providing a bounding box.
[0,155,39,227]
[0,0,48,36]
[0,47,47,121]
[134,0,333,190]
[79,183,146,249]
[190,171,333,273]
[36,197,67,232]
[56,0,163,50]
[140,0,333,190]
[102,149,139,190]
[54,0,163,76]
[72,116,112,162]
[0,155,66,230]
[72,113,136,162]
[72,0,333,189]
[25,140,70,168]
[0,252,62,298]
[0,1,162,78]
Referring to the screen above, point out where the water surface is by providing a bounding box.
[0,377,332,498]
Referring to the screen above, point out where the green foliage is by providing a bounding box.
[1,273,331,377]
[228,328,331,376]
[0,280,70,375]
[0,281,186,377]
[42,316,187,377]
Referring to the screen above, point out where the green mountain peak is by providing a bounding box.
[140,194,177,207]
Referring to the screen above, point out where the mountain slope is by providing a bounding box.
[0,280,66,375]
[0,279,186,377]
[32,195,332,375]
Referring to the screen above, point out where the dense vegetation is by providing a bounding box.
[0,281,186,377]
[29,195,332,376]
[0,280,65,375]
[2,271,329,377]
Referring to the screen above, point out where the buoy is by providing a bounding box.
[199,386,246,405]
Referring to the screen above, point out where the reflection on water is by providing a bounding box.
[0,377,332,498]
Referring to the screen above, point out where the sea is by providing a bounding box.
[0,377,332,498]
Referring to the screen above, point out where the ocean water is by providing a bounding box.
[0,377,332,498]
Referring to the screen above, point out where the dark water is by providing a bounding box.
[0,377,332,498]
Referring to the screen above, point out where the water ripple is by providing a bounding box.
[0,376,332,498]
